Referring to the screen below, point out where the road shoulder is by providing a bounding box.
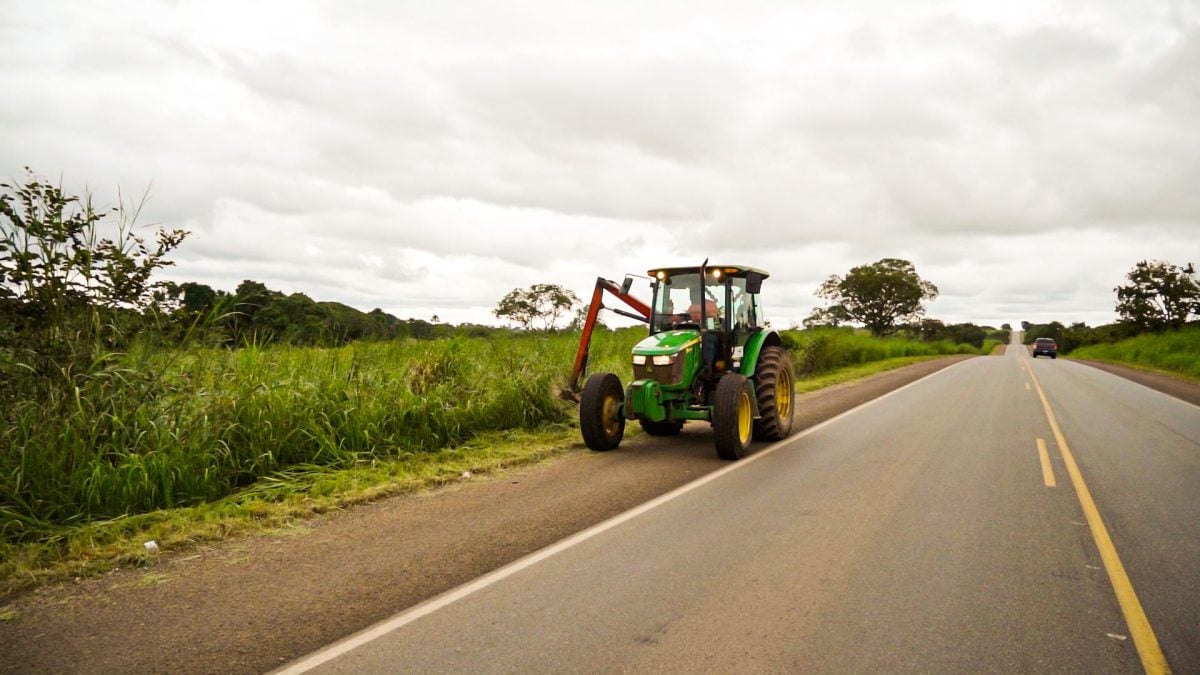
[1072,358,1200,407]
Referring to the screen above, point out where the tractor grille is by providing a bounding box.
[633,358,686,385]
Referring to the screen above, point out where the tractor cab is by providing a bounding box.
[649,265,767,335]
[642,265,769,377]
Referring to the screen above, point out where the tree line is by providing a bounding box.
[165,279,486,346]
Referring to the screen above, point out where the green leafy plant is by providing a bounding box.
[0,168,187,387]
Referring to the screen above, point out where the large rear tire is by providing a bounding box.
[580,373,625,451]
[640,419,684,436]
[713,374,754,460]
[753,346,795,442]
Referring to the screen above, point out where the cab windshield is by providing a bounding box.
[651,273,726,333]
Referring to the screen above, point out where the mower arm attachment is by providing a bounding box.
[564,277,652,399]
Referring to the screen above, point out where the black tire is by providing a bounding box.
[713,374,754,460]
[580,373,625,451]
[1051,354,1056,359]
[752,346,795,442]
[640,419,684,436]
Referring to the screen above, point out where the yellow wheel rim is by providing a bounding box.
[737,391,752,444]
[602,393,621,437]
[777,368,793,424]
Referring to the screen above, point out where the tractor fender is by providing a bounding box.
[738,330,783,379]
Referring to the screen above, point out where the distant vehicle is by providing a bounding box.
[1032,338,1058,359]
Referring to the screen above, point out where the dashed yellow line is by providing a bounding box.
[1023,360,1169,674]
[1036,438,1056,487]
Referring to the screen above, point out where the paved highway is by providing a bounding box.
[281,335,1199,674]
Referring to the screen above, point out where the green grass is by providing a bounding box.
[1068,327,1200,380]
[1,331,634,542]
[0,326,987,598]
[0,424,584,598]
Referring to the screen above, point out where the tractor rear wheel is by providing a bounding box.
[640,419,684,436]
[713,374,754,460]
[752,346,795,441]
[580,372,625,451]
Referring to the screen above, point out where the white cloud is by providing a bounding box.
[3,0,1198,331]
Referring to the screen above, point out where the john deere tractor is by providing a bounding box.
[567,262,794,460]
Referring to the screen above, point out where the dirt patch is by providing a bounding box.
[0,356,972,675]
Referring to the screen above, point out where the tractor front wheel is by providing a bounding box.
[713,374,754,460]
[753,346,795,442]
[580,372,625,451]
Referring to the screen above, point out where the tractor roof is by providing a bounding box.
[647,265,769,279]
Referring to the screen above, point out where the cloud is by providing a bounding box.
[3,1,1198,331]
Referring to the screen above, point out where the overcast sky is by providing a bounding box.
[3,1,1198,329]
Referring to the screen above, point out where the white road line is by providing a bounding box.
[273,359,971,675]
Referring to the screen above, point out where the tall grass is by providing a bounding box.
[0,325,984,544]
[782,328,987,376]
[1069,327,1200,379]
[1,330,635,542]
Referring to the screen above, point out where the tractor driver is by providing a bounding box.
[687,299,719,328]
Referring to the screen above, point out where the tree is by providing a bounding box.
[809,258,939,336]
[493,283,580,330]
[0,168,187,379]
[1114,260,1200,332]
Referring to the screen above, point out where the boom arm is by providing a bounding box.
[565,277,652,397]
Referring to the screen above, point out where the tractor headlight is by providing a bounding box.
[632,354,647,365]
[652,354,676,366]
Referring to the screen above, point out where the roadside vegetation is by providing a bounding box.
[1068,328,1200,380]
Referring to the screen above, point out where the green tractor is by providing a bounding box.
[567,262,795,460]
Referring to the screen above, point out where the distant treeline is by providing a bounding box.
[166,280,505,346]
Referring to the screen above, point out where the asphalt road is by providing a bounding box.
[282,337,1200,674]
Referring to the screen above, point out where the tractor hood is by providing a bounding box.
[632,330,701,356]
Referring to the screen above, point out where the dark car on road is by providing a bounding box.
[1032,337,1058,359]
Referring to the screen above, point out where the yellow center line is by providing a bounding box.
[1036,438,1057,487]
[1023,360,1169,674]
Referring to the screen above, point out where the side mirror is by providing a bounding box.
[620,276,634,295]
[746,271,764,294]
